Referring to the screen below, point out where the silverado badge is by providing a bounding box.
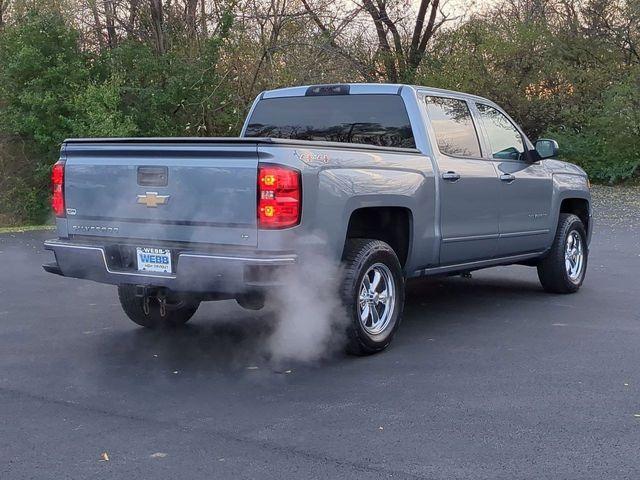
[137,192,170,208]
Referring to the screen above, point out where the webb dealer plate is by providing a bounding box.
[136,247,172,274]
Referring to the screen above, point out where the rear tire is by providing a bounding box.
[340,239,405,356]
[117,285,200,328]
[537,213,588,293]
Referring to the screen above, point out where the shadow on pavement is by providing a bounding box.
[88,271,551,376]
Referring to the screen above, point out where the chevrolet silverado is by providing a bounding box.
[43,83,592,355]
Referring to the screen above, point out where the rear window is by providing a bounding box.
[244,94,416,148]
[425,96,481,157]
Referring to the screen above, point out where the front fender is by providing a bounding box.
[549,172,592,244]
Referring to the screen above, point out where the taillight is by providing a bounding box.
[51,161,65,217]
[258,164,301,229]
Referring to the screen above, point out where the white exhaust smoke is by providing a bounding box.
[266,247,348,364]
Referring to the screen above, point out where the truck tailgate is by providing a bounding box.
[63,141,259,246]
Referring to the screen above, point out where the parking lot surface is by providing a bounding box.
[1,199,639,479]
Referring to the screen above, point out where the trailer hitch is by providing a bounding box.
[134,285,190,317]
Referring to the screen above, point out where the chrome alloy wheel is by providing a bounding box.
[565,230,585,282]
[358,263,396,335]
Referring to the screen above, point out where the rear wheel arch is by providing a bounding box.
[343,206,413,269]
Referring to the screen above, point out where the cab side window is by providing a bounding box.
[425,96,481,157]
[476,104,525,161]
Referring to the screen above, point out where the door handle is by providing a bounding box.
[442,171,461,182]
[500,173,516,183]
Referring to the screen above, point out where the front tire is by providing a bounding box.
[341,239,405,356]
[537,213,588,293]
[117,285,200,328]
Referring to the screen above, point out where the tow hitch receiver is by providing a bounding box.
[134,285,190,317]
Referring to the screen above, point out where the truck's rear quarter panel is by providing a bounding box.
[257,143,437,271]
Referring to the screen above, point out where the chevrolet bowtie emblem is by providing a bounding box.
[137,192,170,207]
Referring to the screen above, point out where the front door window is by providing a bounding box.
[477,104,525,161]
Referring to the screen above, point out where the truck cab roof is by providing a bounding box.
[260,83,497,107]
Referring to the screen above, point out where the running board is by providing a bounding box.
[411,251,546,278]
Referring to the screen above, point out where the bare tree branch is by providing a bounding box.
[376,0,405,71]
[409,0,430,63]
[300,0,378,80]
[361,0,398,81]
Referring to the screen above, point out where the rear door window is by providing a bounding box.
[244,94,416,148]
[476,103,525,161]
[424,96,481,157]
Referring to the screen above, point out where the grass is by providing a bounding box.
[0,224,55,234]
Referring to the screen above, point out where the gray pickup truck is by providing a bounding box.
[44,83,591,355]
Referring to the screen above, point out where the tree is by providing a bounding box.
[1,0,639,226]
[301,0,447,82]
[149,0,166,54]
[0,0,9,27]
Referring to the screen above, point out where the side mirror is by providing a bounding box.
[535,138,559,159]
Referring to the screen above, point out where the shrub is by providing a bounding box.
[548,72,640,183]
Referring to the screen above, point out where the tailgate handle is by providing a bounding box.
[137,166,168,186]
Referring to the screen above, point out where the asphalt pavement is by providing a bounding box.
[1,210,639,479]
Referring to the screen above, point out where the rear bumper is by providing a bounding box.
[43,239,297,294]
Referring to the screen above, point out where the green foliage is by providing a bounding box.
[0,10,86,224]
[1,174,49,224]
[100,38,239,138]
[419,11,639,183]
[0,138,51,225]
[420,19,570,138]
[0,8,238,224]
[0,10,87,154]
[0,3,638,225]
[71,77,138,138]
[547,71,640,183]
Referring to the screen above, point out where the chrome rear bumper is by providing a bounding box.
[43,239,297,293]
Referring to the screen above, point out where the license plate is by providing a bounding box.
[136,247,172,274]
